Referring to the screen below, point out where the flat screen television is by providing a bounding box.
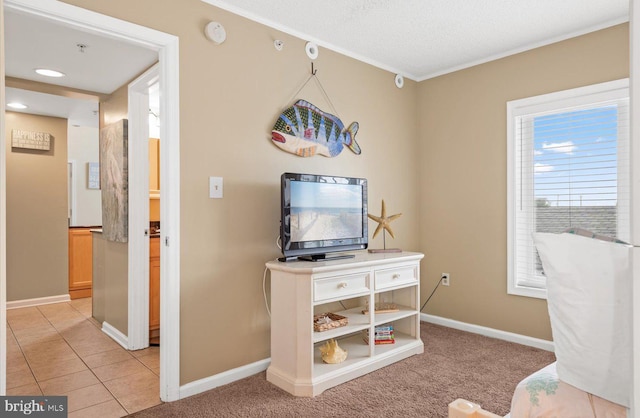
[280,172,368,261]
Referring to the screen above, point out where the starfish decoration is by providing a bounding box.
[367,200,402,240]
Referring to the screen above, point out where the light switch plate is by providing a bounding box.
[209,176,223,198]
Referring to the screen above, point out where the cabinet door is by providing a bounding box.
[68,229,93,299]
[149,239,161,331]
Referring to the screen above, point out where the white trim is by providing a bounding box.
[508,79,629,117]
[159,27,181,403]
[1,0,7,395]
[417,17,629,82]
[629,0,640,414]
[127,65,157,351]
[6,294,71,310]
[179,358,270,399]
[420,314,555,352]
[2,0,181,403]
[507,283,547,300]
[67,160,76,226]
[179,315,554,399]
[200,0,627,82]
[200,0,413,80]
[506,79,630,299]
[5,0,175,49]
[101,321,129,349]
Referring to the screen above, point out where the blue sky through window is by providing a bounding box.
[533,105,618,207]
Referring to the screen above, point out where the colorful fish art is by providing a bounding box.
[271,100,361,157]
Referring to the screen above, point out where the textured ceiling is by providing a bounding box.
[3,1,630,125]
[203,0,629,81]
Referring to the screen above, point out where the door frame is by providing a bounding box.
[1,0,181,402]
[0,0,6,396]
[631,0,640,413]
[67,160,76,226]
[127,65,157,350]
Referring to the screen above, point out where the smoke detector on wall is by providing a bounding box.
[394,74,404,89]
[305,42,318,60]
[205,21,226,44]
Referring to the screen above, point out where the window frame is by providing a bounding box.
[507,78,629,299]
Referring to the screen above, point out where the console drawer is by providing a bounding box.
[375,266,418,290]
[314,273,370,303]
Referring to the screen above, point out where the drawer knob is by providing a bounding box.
[392,274,400,280]
[338,282,348,289]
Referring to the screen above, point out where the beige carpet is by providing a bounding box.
[128,322,555,417]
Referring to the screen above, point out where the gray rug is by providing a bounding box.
[128,322,555,417]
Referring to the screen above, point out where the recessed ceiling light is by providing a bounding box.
[7,102,28,109]
[35,68,65,78]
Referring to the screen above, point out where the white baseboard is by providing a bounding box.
[6,294,70,309]
[420,313,554,352]
[179,358,271,399]
[102,321,129,349]
[175,318,551,401]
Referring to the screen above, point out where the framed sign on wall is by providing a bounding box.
[88,162,100,189]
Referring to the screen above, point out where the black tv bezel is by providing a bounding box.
[280,172,368,259]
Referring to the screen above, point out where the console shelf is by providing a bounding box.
[266,251,424,396]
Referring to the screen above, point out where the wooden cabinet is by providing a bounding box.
[266,251,424,396]
[68,228,93,299]
[149,237,161,344]
[149,138,160,194]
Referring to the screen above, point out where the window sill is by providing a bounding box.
[507,284,547,300]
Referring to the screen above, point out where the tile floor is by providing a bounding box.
[6,298,162,417]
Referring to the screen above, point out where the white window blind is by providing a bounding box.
[507,79,629,299]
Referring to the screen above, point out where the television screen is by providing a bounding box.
[290,181,363,242]
[281,173,368,261]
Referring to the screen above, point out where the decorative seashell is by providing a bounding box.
[319,339,348,364]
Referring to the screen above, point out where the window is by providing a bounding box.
[507,79,629,299]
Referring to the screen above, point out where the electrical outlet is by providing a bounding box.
[441,273,450,286]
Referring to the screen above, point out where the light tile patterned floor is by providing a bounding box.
[6,298,161,417]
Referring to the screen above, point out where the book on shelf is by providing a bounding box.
[363,335,396,345]
[373,325,394,330]
[374,325,394,331]
[366,325,395,335]
[363,327,396,345]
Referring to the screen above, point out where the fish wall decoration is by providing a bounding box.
[271,99,361,157]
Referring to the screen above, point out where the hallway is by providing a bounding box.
[5,298,161,417]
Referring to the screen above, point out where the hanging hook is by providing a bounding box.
[311,62,317,76]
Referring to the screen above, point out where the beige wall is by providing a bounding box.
[91,231,128,333]
[68,125,101,227]
[5,112,69,301]
[50,0,629,386]
[417,24,630,340]
[93,78,130,334]
[175,9,420,384]
[63,0,420,384]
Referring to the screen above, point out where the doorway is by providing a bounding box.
[1,0,181,402]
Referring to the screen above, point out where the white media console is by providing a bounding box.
[266,251,424,396]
